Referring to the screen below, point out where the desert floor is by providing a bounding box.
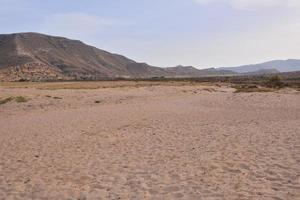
[0,81,299,200]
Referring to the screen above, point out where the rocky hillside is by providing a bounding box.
[0,32,170,81]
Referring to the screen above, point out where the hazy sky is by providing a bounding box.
[1,0,300,68]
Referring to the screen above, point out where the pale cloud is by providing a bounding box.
[194,0,300,10]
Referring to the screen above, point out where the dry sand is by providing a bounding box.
[0,82,299,200]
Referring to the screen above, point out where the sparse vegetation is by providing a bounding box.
[45,95,63,99]
[231,75,295,92]
[53,96,63,99]
[265,75,285,88]
[0,97,14,105]
[15,96,27,103]
[94,100,101,104]
[202,88,217,92]
[0,96,27,105]
[233,84,274,93]
[0,72,299,93]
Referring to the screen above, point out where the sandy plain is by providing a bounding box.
[0,81,299,200]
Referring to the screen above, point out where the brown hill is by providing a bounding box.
[0,32,170,81]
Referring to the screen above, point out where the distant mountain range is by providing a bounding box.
[164,59,300,78]
[218,59,300,73]
[0,32,299,81]
[165,65,236,77]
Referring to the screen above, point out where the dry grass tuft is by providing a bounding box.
[202,88,217,92]
[0,96,27,105]
[15,96,27,103]
[0,97,14,105]
[53,96,63,100]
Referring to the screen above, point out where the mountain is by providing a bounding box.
[0,32,299,81]
[0,32,170,81]
[198,68,237,76]
[165,65,203,77]
[219,59,300,73]
[165,65,236,77]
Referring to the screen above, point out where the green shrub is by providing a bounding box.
[266,75,284,88]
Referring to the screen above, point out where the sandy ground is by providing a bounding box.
[0,82,299,200]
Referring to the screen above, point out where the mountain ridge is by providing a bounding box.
[0,32,299,81]
[218,59,300,73]
[0,32,171,81]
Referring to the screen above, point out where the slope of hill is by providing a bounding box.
[220,59,300,73]
[0,32,170,81]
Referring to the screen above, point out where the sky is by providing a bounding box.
[1,0,300,68]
